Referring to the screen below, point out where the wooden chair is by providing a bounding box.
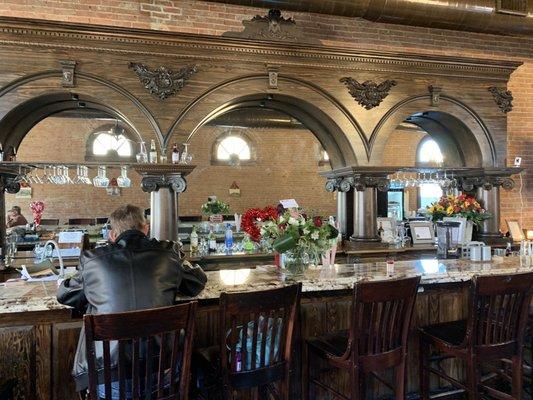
[419,272,533,400]
[304,275,421,400]
[196,284,301,400]
[84,302,197,400]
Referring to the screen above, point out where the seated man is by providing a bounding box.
[57,204,207,395]
[6,206,28,228]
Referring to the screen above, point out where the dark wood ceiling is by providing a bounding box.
[205,0,533,36]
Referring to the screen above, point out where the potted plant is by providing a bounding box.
[201,197,230,223]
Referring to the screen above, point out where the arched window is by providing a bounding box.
[86,123,135,162]
[417,137,443,208]
[418,138,443,164]
[213,133,253,165]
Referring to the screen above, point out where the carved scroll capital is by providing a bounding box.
[488,86,513,113]
[0,176,21,194]
[325,175,389,192]
[459,176,515,191]
[141,174,187,193]
[129,62,197,100]
[340,78,397,110]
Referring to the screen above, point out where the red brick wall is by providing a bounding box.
[5,117,335,222]
[0,1,531,230]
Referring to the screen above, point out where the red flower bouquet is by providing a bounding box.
[29,201,45,227]
[241,206,278,242]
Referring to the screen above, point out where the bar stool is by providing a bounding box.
[419,272,533,400]
[303,276,421,400]
[83,302,197,400]
[195,284,301,400]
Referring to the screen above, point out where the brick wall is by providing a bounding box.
[5,116,336,222]
[0,0,532,230]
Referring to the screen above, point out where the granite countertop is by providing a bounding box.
[182,256,532,300]
[1,257,531,314]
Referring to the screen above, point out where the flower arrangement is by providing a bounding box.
[201,199,230,216]
[427,194,490,227]
[262,210,339,260]
[241,206,279,242]
[29,201,45,227]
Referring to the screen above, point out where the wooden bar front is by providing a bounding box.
[1,257,529,399]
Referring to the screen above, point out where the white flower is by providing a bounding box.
[278,215,285,223]
[311,232,320,240]
[288,217,298,225]
[303,228,310,235]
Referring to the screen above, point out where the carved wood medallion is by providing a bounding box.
[340,77,397,110]
[488,86,513,113]
[128,62,197,100]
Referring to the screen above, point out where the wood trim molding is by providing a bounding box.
[0,17,521,79]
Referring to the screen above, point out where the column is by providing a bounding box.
[459,172,516,243]
[476,185,501,239]
[352,186,379,242]
[134,165,194,241]
[325,172,390,243]
[0,175,21,255]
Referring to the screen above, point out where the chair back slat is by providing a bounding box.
[470,272,533,348]
[351,276,420,357]
[118,340,126,400]
[84,302,197,400]
[219,284,301,387]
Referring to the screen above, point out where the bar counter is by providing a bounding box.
[0,257,531,399]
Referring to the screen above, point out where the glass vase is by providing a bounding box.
[283,249,310,277]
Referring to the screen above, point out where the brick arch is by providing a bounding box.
[165,74,363,169]
[370,96,496,167]
[0,91,143,152]
[0,70,162,147]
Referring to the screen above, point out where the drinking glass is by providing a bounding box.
[116,166,131,188]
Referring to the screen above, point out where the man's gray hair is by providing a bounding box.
[109,204,146,236]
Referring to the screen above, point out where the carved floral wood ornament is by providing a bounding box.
[222,9,318,44]
[488,86,513,113]
[340,77,397,110]
[128,62,197,100]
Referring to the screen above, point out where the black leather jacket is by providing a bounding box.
[56,229,207,391]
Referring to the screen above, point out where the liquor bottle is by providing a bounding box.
[149,140,158,164]
[378,222,384,240]
[171,143,180,164]
[208,229,217,253]
[190,226,199,254]
[0,143,3,162]
[224,223,233,252]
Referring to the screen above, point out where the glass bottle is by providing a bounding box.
[136,142,148,163]
[149,140,158,164]
[171,143,180,164]
[190,225,199,254]
[208,228,217,253]
[225,223,234,252]
[0,142,3,161]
